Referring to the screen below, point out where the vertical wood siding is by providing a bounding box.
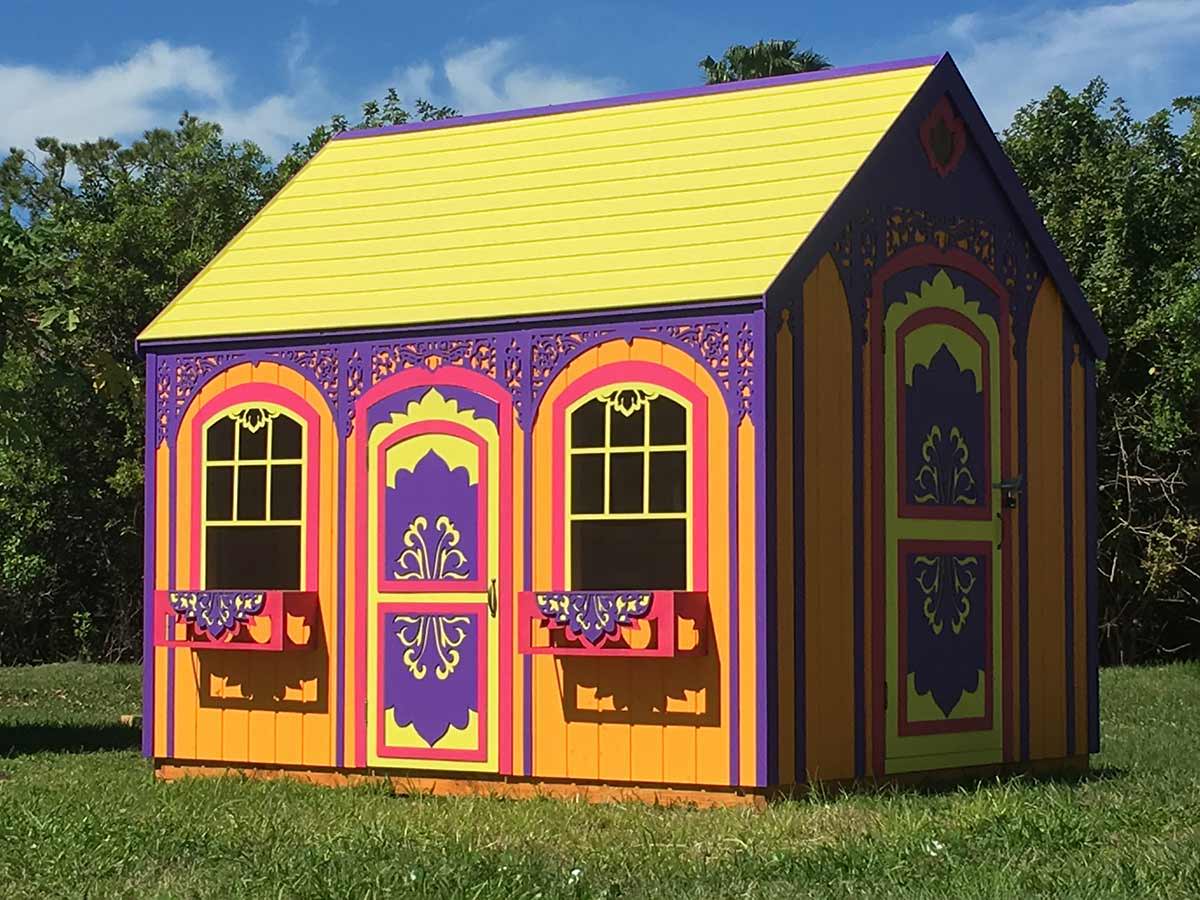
[1025,280,1068,760]
[529,337,739,785]
[775,317,796,785]
[801,254,856,781]
[165,362,338,767]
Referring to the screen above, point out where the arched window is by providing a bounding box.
[567,386,689,590]
[202,405,305,589]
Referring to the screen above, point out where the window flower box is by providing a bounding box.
[152,590,318,652]
[517,590,707,657]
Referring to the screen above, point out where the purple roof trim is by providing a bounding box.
[333,54,944,142]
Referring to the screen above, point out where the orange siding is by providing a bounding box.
[1026,280,1067,760]
[775,315,796,786]
[510,407,526,774]
[153,442,171,756]
[530,337,734,786]
[165,362,337,767]
[862,302,875,775]
[628,342,667,785]
[802,254,856,781]
[737,417,757,786]
[685,342,730,788]
[1008,321,1022,759]
[1072,348,1088,750]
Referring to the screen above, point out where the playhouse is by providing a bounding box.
[137,53,1104,803]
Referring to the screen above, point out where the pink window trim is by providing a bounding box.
[549,361,710,592]
[350,366,514,773]
[189,383,322,592]
[375,419,490,593]
[375,601,489,762]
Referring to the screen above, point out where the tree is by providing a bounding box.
[699,40,830,84]
[1003,81,1200,662]
[0,92,456,663]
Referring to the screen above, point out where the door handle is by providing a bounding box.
[993,474,1024,509]
[487,578,497,618]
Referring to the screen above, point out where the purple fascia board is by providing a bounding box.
[136,295,766,356]
[333,55,945,142]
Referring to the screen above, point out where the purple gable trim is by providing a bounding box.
[933,56,1107,359]
[142,353,157,758]
[332,56,944,142]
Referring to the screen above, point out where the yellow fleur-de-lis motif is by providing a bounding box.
[394,514,470,581]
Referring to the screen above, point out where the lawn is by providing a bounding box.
[0,663,1198,898]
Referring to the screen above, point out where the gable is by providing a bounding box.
[766,54,1106,358]
[138,57,938,344]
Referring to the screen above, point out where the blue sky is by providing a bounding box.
[2,0,1197,160]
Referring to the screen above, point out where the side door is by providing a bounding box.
[876,265,1010,774]
[363,386,501,771]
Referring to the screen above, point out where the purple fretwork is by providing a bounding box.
[168,590,266,640]
[535,591,653,646]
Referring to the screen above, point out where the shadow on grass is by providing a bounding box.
[0,722,140,757]
[856,764,1128,799]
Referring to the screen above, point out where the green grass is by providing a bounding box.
[1,664,1198,898]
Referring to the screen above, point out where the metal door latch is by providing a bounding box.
[993,474,1024,509]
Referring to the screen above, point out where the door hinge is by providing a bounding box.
[883,681,888,711]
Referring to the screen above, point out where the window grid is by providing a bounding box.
[203,410,303,527]
[568,395,688,520]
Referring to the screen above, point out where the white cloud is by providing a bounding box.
[945,0,1200,127]
[392,39,624,116]
[0,41,228,151]
[0,34,623,163]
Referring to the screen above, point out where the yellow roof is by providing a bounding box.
[139,58,936,343]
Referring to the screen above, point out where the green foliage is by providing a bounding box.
[0,94,455,664]
[1,662,1199,896]
[699,39,831,84]
[1003,81,1200,662]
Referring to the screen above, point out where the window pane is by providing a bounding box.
[649,396,686,445]
[609,452,644,513]
[272,416,303,460]
[206,417,235,461]
[649,451,687,512]
[570,454,605,514]
[609,404,645,447]
[270,464,302,520]
[206,525,300,590]
[238,421,268,460]
[205,467,234,520]
[571,519,686,590]
[571,399,605,449]
[236,465,267,520]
